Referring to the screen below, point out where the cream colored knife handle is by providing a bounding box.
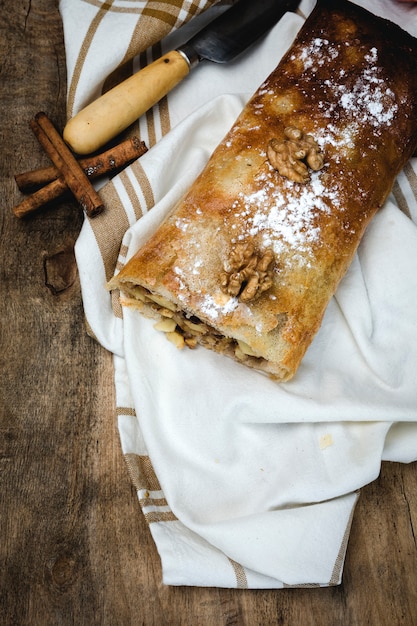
[63,50,191,155]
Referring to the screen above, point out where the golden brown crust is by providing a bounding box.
[109,0,417,381]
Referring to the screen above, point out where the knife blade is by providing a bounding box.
[63,0,300,155]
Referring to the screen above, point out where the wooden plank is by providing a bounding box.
[1,1,416,624]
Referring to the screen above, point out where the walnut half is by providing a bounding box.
[220,241,274,302]
[267,126,324,183]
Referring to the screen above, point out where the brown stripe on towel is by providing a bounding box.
[228,558,248,589]
[119,169,146,220]
[329,491,360,586]
[66,0,116,119]
[404,161,417,205]
[116,405,136,417]
[82,0,142,13]
[144,510,178,524]
[87,181,130,280]
[139,495,169,508]
[130,160,156,213]
[124,453,162,492]
[392,180,411,220]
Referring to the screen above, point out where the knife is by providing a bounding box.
[63,0,300,155]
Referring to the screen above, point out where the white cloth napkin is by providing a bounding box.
[59,0,417,587]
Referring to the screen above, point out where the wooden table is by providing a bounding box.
[1,2,417,624]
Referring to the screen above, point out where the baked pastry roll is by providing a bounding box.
[109,0,417,381]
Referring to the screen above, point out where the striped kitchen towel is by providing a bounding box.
[60,0,417,587]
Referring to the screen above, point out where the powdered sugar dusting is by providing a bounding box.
[228,168,340,267]
[295,40,398,129]
[199,293,239,320]
[323,49,398,128]
[291,38,339,71]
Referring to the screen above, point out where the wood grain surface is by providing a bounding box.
[1,1,417,625]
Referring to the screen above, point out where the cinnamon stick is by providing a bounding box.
[15,136,147,191]
[13,137,148,218]
[14,178,68,219]
[30,112,104,217]
[15,164,62,190]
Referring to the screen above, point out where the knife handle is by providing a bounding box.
[63,50,190,155]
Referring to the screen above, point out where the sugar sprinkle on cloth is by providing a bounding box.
[59,0,417,587]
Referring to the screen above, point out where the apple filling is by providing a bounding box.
[118,282,270,370]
